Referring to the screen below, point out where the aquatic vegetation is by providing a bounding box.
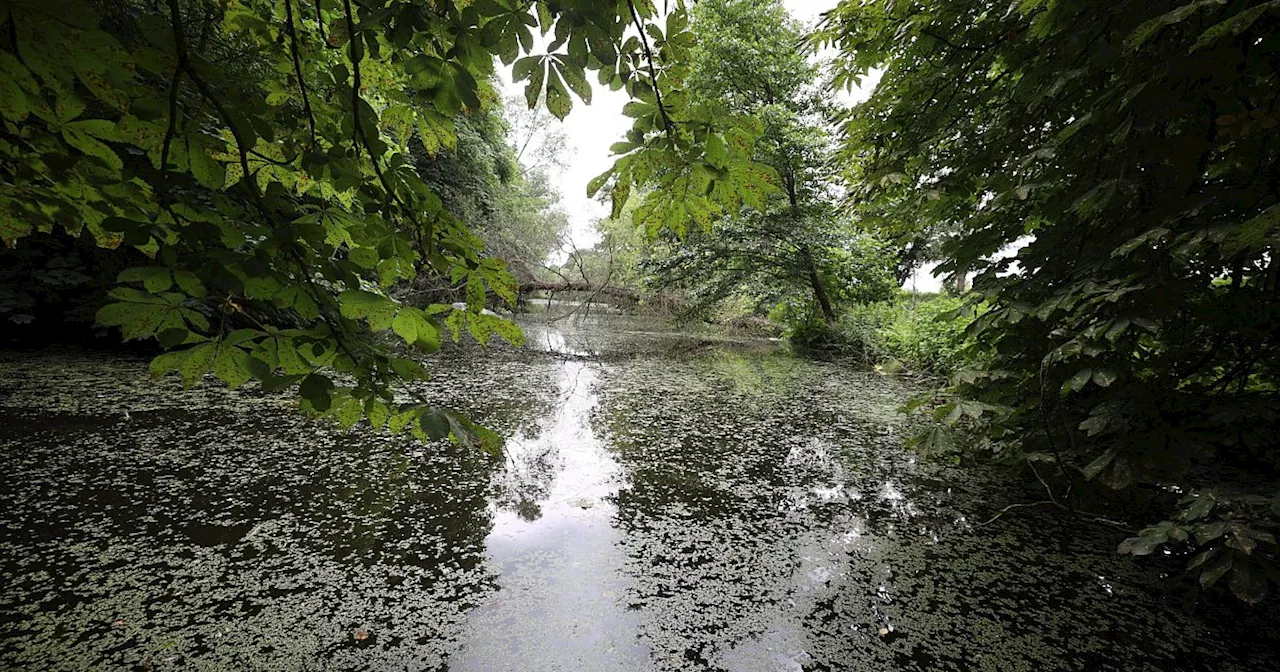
[2,321,1277,670]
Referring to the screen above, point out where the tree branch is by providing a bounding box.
[159,0,189,187]
[284,0,317,147]
[314,0,326,42]
[341,0,433,254]
[626,0,676,139]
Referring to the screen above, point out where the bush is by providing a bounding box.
[786,293,976,376]
[869,294,973,374]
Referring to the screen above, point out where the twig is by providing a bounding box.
[314,0,326,42]
[978,495,1133,531]
[7,13,21,63]
[1038,361,1078,515]
[977,500,1054,526]
[1027,460,1061,508]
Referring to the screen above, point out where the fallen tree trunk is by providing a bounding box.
[518,281,640,303]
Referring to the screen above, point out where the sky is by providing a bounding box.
[498,0,944,291]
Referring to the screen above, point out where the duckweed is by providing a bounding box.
[1,320,1276,670]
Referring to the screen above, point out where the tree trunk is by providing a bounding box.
[789,183,836,325]
[802,247,837,325]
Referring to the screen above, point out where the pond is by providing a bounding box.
[1,315,1277,671]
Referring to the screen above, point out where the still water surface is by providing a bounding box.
[1,316,1277,670]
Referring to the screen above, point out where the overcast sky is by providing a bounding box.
[497,0,943,291]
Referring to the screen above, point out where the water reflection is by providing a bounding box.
[448,360,648,671]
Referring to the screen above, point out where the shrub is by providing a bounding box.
[783,293,976,376]
[870,294,973,375]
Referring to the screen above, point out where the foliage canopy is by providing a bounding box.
[817,0,1280,601]
[0,0,776,448]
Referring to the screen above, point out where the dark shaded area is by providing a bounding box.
[0,232,139,345]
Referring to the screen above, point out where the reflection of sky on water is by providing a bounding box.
[449,361,648,671]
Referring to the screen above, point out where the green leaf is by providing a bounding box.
[1126,1,1227,51]
[157,327,190,348]
[545,67,571,119]
[556,59,592,104]
[0,72,29,122]
[622,101,655,118]
[275,337,309,375]
[63,125,122,170]
[348,246,380,269]
[1061,368,1093,394]
[471,312,522,347]
[445,411,503,456]
[1225,204,1279,253]
[587,166,614,197]
[512,55,541,82]
[392,308,419,344]
[148,349,187,378]
[1187,547,1219,569]
[0,199,34,245]
[52,93,86,124]
[1091,368,1118,387]
[417,108,458,155]
[420,407,451,441]
[389,407,420,434]
[1191,1,1279,52]
[1226,525,1257,554]
[706,133,728,168]
[366,399,390,430]
[1081,448,1117,480]
[524,57,545,108]
[173,270,206,298]
[338,290,398,331]
[213,346,253,389]
[188,143,226,190]
[96,300,178,341]
[536,2,552,34]
[299,373,334,412]
[1195,521,1228,545]
[1117,533,1161,556]
[390,357,429,382]
[1183,494,1215,521]
[444,310,464,342]
[466,274,486,310]
[333,396,363,429]
[178,342,217,387]
[1199,551,1232,587]
[1228,564,1268,604]
[118,267,173,293]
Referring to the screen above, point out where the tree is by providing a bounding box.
[817,0,1280,601]
[1,0,773,449]
[412,94,568,289]
[638,0,892,324]
[491,94,571,283]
